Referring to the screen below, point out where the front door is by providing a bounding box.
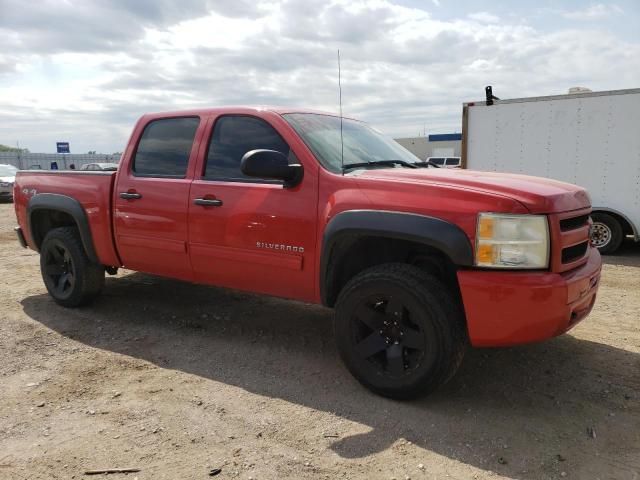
[188,114,318,301]
[114,115,203,280]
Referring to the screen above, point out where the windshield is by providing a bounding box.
[0,164,18,176]
[283,113,419,173]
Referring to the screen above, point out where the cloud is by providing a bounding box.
[468,12,500,23]
[0,55,19,75]
[0,0,262,54]
[0,0,638,152]
[562,3,623,21]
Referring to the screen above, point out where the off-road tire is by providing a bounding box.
[591,212,623,254]
[334,263,467,399]
[40,227,104,307]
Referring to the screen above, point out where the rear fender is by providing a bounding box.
[27,193,99,263]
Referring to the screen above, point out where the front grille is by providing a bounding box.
[549,208,592,272]
[562,241,589,264]
[560,214,589,232]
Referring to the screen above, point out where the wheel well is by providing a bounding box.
[323,235,461,307]
[593,209,634,236]
[30,209,78,250]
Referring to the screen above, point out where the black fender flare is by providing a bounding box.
[320,210,474,305]
[27,193,99,263]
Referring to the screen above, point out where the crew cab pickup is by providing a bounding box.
[13,107,602,399]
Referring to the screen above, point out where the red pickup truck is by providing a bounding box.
[13,107,601,399]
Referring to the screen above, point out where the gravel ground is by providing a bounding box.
[0,201,638,480]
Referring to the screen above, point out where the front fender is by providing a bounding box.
[320,210,474,305]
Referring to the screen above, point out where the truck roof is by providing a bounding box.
[139,106,355,121]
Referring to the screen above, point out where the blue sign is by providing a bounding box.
[428,133,462,142]
[56,142,70,153]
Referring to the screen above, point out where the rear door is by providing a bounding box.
[114,115,204,280]
[188,113,318,301]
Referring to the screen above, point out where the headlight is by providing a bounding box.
[475,213,549,269]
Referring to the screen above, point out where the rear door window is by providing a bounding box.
[133,117,200,178]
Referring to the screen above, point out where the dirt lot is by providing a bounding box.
[0,202,638,480]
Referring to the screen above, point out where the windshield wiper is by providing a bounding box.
[342,159,417,171]
[413,160,441,168]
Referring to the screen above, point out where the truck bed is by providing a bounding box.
[14,171,120,266]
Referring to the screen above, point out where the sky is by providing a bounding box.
[0,0,638,153]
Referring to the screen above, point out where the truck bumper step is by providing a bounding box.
[15,226,27,248]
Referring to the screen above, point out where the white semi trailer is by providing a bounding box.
[462,87,640,254]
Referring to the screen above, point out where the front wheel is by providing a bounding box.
[40,227,105,307]
[334,263,467,399]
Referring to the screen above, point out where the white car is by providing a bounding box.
[424,157,461,168]
[81,162,119,171]
[0,164,18,201]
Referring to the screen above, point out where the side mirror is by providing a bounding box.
[240,149,303,188]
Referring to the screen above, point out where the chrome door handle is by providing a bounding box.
[119,192,142,200]
[194,198,223,207]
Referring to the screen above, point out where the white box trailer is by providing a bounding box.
[461,87,640,254]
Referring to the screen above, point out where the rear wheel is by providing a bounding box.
[334,263,467,399]
[40,227,104,307]
[591,212,623,254]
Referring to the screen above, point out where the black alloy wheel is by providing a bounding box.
[42,239,76,300]
[335,263,467,399]
[39,227,105,307]
[350,295,435,379]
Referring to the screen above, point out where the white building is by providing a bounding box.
[395,133,461,160]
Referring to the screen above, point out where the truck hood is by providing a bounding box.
[355,168,591,213]
[0,176,16,183]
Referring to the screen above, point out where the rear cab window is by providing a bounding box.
[132,117,200,178]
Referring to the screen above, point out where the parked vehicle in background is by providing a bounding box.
[81,162,119,171]
[462,87,640,254]
[424,157,461,168]
[0,164,18,201]
[13,106,601,399]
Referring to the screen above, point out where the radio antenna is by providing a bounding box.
[338,49,344,174]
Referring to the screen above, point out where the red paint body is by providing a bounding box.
[14,107,602,347]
